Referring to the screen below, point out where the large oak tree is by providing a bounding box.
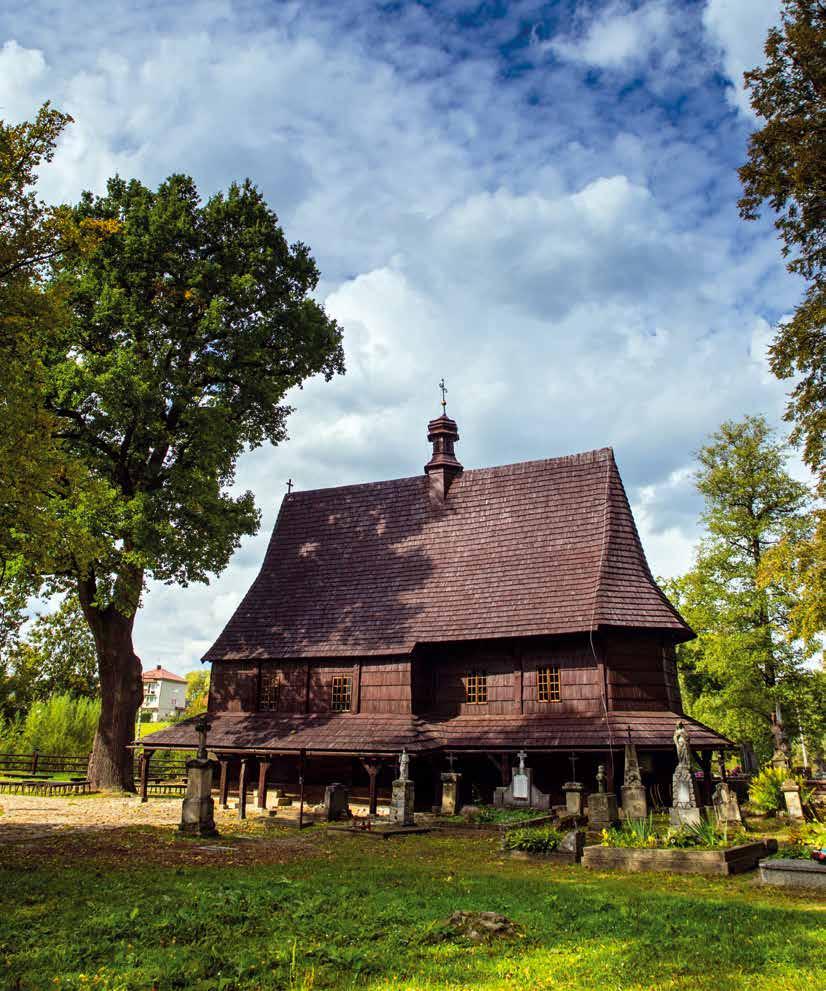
[39,173,343,789]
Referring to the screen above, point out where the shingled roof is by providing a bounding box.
[205,445,692,661]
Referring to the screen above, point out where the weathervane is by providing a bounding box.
[439,377,448,414]
[286,478,294,495]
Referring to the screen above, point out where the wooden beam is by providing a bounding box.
[218,759,230,808]
[238,758,248,820]
[352,661,362,714]
[139,749,154,803]
[257,759,271,809]
[698,749,713,807]
[516,655,524,715]
[298,748,306,829]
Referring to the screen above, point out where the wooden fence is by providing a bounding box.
[0,751,90,777]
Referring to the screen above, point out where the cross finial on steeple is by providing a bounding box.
[286,478,294,494]
[439,377,447,414]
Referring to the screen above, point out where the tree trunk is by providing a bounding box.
[83,600,143,791]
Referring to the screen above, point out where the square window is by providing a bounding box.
[537,665,560,703]
[331,675,352,712]
[259,669,279,712]
[465,671,488,705]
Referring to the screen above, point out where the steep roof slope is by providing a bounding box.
[205,447,691,661]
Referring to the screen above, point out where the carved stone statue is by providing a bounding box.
[398,749,410,782]
[596,764,607,794]
[673,721,692,769]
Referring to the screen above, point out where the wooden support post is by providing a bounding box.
[298,749,306,829]
[516,657,524,715]
[485,752,510,786]
[218,759,230,808]
[31,751,39,775]
[717,750,727,782]
[699,749,713,807]
[140,749,153,803]
[257,759,271,809]
[352,662,361,714]
[238,758,248,820]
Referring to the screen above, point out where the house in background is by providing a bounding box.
[141,665,187,722]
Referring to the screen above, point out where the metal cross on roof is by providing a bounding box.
[286,478,294,494]
[439,377,447,414]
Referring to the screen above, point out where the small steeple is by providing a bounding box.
[425,379,462,499]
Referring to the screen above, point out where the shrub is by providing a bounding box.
[0,694,99,756]
[600,817,746,850]
[778,820,826,860]
[465,806,543,825]
[748,766,814,815]
[502,826,565,854]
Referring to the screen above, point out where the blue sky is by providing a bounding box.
[0,0,799,672]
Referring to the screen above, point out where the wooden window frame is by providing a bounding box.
[259,668,280,712]
[537,664,561,703]
[465,670,488,705]
[331,675,353,712]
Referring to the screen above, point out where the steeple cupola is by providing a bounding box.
[425,379,462,499]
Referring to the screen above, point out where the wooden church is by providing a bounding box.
[144,403,730,810]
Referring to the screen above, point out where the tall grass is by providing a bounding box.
[0,694,100,755]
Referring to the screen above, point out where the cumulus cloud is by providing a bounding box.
[542,1,674,70]
[0,1,806,671]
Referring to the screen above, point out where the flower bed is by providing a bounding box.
[583,841,774,875]
[582,816,774,874]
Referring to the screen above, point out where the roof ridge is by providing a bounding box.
[282,447,615,500]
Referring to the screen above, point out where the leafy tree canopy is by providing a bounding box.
[664,416,819,760]
[25,171,344,788]
[739,1,826,639]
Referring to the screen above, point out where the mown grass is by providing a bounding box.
[0,826,823,990]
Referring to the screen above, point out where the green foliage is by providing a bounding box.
[0,693,99,755]
[779,819,826,859]
[664,416,818,758]
[600,817,746,850]
[739,2,826,641]
[747,765,814,815]
[2,832,824,990]
[502,825,564,853]
[183,669,209,718]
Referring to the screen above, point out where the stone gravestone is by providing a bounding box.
[440,771,462,815]
[782,779,805,820]
[390,749,415,826]
[179,715,218,838]
[493,751,552,810]
[563,782,585,816]
[587,764,619,829]
[712,778,743,827]
[621,737,647,820]
[670,721,702,827]
[324,782,350,821]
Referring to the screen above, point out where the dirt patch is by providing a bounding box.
[434,911,523,944]
[0,794,317,869]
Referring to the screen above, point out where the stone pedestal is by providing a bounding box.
[179,758,218,837]
[440,772,462,815]
[324,782,350,822]
[782,780,804,820]
[493,766,551,810]
[588,792,619,829]
[563,782,585,816]
[670,764,702,827]
[771,751,791,773]
[621,784,648,820]
[391,778,415,826]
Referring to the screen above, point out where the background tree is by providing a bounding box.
[32,173,344,790]
[664,416,817,760]
[739,0,826,638]
[183,669,210,718]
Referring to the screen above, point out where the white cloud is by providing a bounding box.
[0,1,806,670]
[544,1,673,70]
[702,0,783,115]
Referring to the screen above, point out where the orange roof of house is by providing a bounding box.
[142,664,187,684]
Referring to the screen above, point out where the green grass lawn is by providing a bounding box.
[0,826,823,990]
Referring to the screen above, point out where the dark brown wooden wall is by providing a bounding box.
[413,636,604,717]
[603,632,676,710]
